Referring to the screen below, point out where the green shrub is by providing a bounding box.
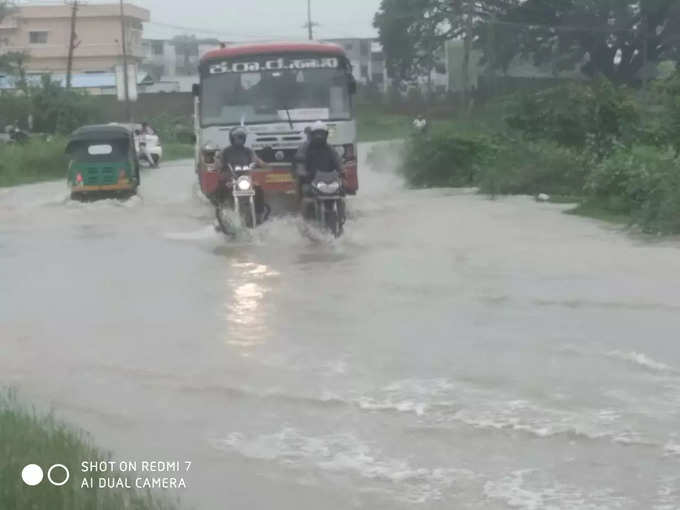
[506,78,639,157]
[585,145,680,232]
[401,128,495,187]
[30,76,101,134]
[477,137,587,197]
[147,112,193,144]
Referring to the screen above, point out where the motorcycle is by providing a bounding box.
[303,170,346,238]
[215,162,269,234]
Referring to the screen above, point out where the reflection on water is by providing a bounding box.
[223,261,278,352]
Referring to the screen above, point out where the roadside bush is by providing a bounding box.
[30,76,100,134]
[400,128,495,187]
[148,112,193,143]
[477,137,587,197]
[584,145,680,232]
[506,78,639,158]
[646,70,680,156]
[0,92,31,131]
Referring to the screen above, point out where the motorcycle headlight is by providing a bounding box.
[237,176,252,191]
[316,181,340,194]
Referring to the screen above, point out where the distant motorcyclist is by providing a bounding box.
[413,114,428,134]
[218,126,267,219]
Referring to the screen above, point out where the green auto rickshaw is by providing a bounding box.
[66,124,140,200]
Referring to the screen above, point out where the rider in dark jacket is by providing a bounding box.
[220,126,265,169]
[218,126,267,221]
[297,121,345,221]
[299,121,343,183]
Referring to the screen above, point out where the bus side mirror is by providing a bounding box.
[192,83,200,97]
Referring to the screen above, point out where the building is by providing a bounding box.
[0,71,153,95]
[0,3,149,74]
[141,37,222,79]
[324,38,374,84]
[370,41,388,91]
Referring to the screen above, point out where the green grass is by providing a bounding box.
[0,138,69,187]
[0,389,182,510]
[356,106,413,142]
[164,143,194,161]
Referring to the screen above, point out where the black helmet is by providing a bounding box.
[229,126,247,147]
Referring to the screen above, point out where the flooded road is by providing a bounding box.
[2,144,680,509]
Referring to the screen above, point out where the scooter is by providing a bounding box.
[135,132,163,168]
[302,170,346,238]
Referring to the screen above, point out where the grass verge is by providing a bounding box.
[0,139,69,187]
[0,389,182,510]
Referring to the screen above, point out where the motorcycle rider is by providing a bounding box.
[218,126,267,222]
[136,122,157,167]
[296,120,344,219]
[413,114,428,134]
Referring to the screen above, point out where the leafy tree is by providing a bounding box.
[483,0,680,85]
[0,51,28,91]
[373,0,519,97]
[30,76,98,134]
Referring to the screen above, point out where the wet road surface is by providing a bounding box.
[2,144,680,509]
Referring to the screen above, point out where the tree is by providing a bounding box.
[373,0,519,96]
[483,0,680,85]
[0,51,28,91]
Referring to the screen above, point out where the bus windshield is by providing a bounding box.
[201,67,352,126]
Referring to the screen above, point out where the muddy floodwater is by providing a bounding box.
[2,144,680,509]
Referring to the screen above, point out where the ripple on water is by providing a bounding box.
[484,469,632,509]
[214,427,477,504]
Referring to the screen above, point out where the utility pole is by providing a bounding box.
[642,13,649,96]
[305,0,315,40]
[66,0,78,89]
[119,0,131,121]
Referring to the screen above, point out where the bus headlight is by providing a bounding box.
[237,176,253,191]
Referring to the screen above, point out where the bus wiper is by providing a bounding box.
[283,107,294,130]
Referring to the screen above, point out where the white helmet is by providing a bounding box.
[310,120,328,134]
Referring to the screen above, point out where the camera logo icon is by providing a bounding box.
[22,464,70,487]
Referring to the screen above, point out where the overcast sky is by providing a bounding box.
[126,0,382,41]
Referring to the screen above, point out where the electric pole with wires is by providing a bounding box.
[66,0,78,89]
[304,0,318,40]
[119,0,131,121]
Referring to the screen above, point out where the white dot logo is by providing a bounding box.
[21,464,44,486]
